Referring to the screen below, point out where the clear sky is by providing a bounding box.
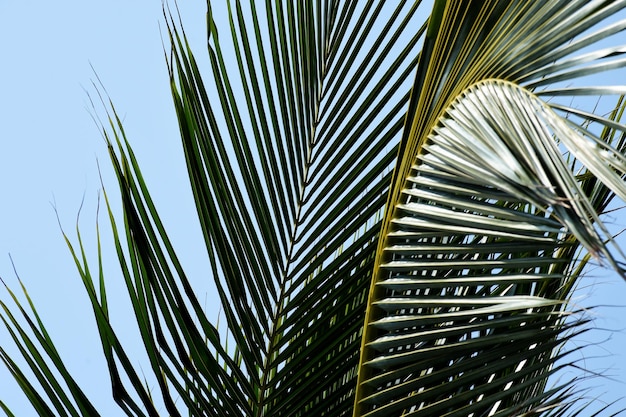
[0,2,624,416]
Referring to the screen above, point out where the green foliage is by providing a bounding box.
[2,1,626,416]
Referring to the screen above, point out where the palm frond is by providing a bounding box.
[77,1,427,416]
[355,1,626,415]
[0,276,100,417]
[2,1,626,416]
[355,79,626,416]
[151,2,429,414]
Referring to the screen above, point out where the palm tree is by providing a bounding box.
[2,0,626,415]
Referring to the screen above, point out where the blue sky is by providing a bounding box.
[0,2,625,416]
[0,2,209,414]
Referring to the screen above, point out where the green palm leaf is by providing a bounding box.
[355,1,626,415]
[2,1,626,416]
[156,3,426,415]
[355,79,626,416]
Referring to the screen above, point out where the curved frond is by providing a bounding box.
[355,79,626,415]
[355,0,626,414]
